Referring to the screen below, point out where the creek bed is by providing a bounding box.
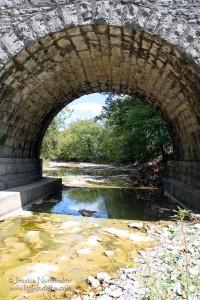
[0,212,156,300]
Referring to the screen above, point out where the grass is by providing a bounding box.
[138,208,199,300]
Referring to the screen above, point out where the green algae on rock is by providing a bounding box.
[0,212,155,299]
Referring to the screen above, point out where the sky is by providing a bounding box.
[64,93,107,127]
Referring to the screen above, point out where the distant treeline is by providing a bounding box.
[41,94,172,164]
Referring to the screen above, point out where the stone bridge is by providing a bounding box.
[0,0,200,211]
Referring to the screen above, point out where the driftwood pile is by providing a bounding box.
[127,156,165,188]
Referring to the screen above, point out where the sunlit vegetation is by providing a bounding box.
[41,94,172,164]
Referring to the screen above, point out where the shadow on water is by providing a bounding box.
[27,187,178,221]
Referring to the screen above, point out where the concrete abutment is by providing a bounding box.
[0,177,62,219]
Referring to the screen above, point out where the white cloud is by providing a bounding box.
[68,102,103,115]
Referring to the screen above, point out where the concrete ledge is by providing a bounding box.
[0,177,62,218]
[164,178,200,212]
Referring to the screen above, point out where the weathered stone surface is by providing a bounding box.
[0,1,199,208]
[86,276,100,289]
[164,178,200,211]
[96,272,111,284]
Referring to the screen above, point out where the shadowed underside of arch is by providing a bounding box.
[0,1,200,210]
[0,24,200,159]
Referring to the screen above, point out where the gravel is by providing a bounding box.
[86,222,200,299]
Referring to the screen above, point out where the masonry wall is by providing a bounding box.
[0,0,199,209]
[0,158,42,189]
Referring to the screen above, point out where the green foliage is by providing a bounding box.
[97,95,172,163]
[41,94,172,164]
[41,119,60,160]
[57,119,106,162]
[177,207,190,222]
[41,108,72,160]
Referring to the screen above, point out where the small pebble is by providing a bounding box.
[96,272,111,283]
[105,286,122,298]
[103,251,114,257]
[87,276,100,289]
[128,222,144,229]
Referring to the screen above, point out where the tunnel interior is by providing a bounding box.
[0,24,199,210]
[0,25,200,160]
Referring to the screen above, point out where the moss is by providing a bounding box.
[0,134,7,145]
[22,222,39,231]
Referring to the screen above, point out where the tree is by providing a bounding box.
[96,95,172,163]
[41,94,172,164]
[57,119,106,162]
[41,107,72,160]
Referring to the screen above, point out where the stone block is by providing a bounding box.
[164,178,200,212]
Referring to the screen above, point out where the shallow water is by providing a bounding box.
[29,187,161,221]
[0,163,176,299]
[0,212,156,300]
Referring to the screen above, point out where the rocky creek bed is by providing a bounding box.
[0,210,199,300]
[0,212,154,300]
[82,221,200,300]
[43,161,162,189]
[0,162,199,299]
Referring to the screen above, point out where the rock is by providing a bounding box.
[103,251,114,257]
[96,272,111,283]
[26,231,39,238]
[80,222,200,299]
[87,276,100,289]
[97,295,112,300]
[58,255,67,261]
[105,285,122,298]
[34,198,43,205]
[122,268,136,274]
[128,222,144,230]
[119,274,126,280]
[87,235,101,246]
[79,209,96,217]
[102,227,152,243]
[88,291,95,297]
[189,266,199,276]
[175,282,183,297]
[127,273,135,280]
[77,248,92,255]
[194,223,200,230]
[48,198,58,203]
[60,221,80,229]
[83,296,91,300]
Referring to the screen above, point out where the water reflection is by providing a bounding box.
[30,188,160,220]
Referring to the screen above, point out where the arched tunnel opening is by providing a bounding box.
[40,92,175,163]
[0,2,200,299]
[36,91,177,220]
[0,24,200,214]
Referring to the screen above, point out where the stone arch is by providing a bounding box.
[1,24,200,160]
[0,1,199,209]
